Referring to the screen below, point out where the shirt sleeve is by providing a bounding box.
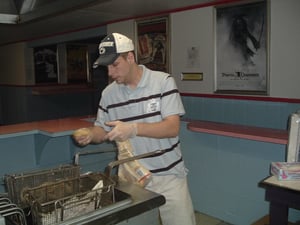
[160,76,185,118]
[94,93,111,132]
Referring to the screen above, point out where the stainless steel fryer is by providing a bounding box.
[3,150,121,225]
[3,147,164,225]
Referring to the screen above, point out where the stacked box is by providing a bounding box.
[271,162,300,180]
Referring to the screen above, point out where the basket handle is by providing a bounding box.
[74,148,116,166]
[104,150,164,178]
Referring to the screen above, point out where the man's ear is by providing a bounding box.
[127,52,135,63]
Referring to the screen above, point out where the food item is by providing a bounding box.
[73,128,90,138]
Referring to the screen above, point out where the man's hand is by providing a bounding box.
[105,121,137,141]
[72,128,94,146]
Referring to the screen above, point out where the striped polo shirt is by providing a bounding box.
[94,65,187,177]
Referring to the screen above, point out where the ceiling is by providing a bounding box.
[0,0,231,46]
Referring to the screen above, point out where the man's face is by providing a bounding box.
[107,54,131,84]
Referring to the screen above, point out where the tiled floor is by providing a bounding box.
[195,211,232,225]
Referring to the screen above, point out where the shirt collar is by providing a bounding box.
[137,65,148,88]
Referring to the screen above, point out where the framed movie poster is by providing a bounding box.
[34,45,58,83]
[215,1,268,94]
[66,45,89,83]
[136,16,169,72]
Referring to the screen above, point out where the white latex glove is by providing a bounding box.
[105,121,137,141]
[72,128,93,146]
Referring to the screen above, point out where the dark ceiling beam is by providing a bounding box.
[15,0,109,24]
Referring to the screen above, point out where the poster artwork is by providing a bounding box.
[216,1,267,93]
[67,45,88,82]
[137,17,168,72]
[34,45,58,83]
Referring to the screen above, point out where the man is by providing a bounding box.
[73,32,196,225]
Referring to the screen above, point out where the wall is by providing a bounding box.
[0,120,299,224]
[105,1,300,99]
[179,95,300,223]
[182,121,273,224]
[0,42,28,85]
[0,1,299,125]
[269,0,300,98]
[174,0,300,98]
[107,20,135,40]
[0,26,108,125]
[0,85,101,125]
[171,7,214,94]
[0,26,107,86]
[181,95,300,129]
[0,130,116,193]
[171,0,300,98]
[179,120,300,225]
[0,1,298,90]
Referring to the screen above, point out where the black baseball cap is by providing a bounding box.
[93,33,134,68]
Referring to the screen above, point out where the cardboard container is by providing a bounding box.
[271,162,300,180]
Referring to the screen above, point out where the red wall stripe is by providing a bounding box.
[180,92,300,103]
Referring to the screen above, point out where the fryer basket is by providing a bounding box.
[4,165,80,208]
[23,173,115,225]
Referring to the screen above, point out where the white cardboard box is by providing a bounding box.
[270,162,300,180]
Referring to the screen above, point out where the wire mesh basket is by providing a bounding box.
[4,165,81,209]
[22,173,115,225]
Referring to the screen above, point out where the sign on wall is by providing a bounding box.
[34,45,58,83]
[66,45,89,83]
[215,1,268,95]
[135,16,169,73]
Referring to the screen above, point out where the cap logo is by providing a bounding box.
[100,41,114,47]
[99,47,106,55]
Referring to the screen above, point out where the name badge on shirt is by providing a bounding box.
[147,99,160,113]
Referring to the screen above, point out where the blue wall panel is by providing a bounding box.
[0,131,116,193]
[181,96,300,129]
[0,133,36,178]
[1,93,300,223]
[180,119,300,224]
